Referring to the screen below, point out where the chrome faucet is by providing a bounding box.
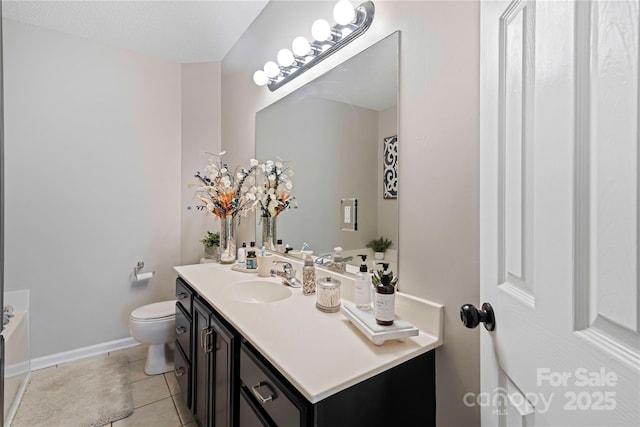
[315,254,355,264]
[314,253,333,266]
[270,261,303,288]
[314,253,353,269]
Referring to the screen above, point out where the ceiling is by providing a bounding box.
[2,0,270,63]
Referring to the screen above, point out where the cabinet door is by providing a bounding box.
[193,298,212,427]
[211,314,236,427]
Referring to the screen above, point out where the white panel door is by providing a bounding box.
[479,0,640,426]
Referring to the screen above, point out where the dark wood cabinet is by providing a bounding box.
[174,278,194,409]
[192,294,239,427]
[175,277,435,427]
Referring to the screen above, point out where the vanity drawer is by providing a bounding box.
[175,303,191,362]
[240,344,303,427]
[240,385,275,427]
[174,341,191,408]
[175,278,192,315]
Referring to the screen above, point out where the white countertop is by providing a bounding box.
[174,259,443,403]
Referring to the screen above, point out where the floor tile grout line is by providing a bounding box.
[132,394,174,411]
[168,393,185,426]
[164,373,186,425]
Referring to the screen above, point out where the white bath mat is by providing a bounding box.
[12,354,133,427]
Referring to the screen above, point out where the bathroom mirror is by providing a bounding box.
[255,32,399,272]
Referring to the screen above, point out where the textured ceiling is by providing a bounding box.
[2,0,270,63]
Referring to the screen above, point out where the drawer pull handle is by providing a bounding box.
[251,381,277,404]
[176,292,188,299]
[176,326,187,334]
[204,329,214,353]
[174,367,186,377]
[200,327,207,350]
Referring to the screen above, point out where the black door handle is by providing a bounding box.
[460,302,495,331]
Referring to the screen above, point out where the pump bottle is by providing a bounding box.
[329,247,346,272]
[374,263,396,325]
[237,241,247,264]
[354,254,371,310]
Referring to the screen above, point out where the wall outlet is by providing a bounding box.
[340,198,358,231]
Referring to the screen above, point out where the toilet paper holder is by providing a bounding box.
[134,261,155,281]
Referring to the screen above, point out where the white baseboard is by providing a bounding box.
[30,337,139,371]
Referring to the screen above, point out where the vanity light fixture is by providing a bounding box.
[253,0,375,91]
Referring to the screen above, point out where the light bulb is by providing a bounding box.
[253,70,269,86]
[311,19,332,42]
[292,36,311,57]
[333,0,356,25]
[277,49,295,67]
[263,61,280,78]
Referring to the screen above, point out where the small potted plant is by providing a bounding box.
[366,236,393,260]
[201,231,220,260]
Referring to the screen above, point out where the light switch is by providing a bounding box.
[344,206,351,223]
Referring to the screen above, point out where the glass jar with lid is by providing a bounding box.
[316,276,341,313]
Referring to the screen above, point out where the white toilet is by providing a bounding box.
[129,300,177,375]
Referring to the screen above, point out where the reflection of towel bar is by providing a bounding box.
[134,261,155,280]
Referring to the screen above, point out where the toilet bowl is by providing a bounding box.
[129,300,177,375]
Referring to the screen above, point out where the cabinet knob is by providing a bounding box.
[176,326,187,335]
[460,302,495,331]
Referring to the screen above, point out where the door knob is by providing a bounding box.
[460,302,495,331]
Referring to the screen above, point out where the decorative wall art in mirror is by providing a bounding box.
[383,135,398,199]
[255,31,399,272]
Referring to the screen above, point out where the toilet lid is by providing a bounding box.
[130,300,176,321]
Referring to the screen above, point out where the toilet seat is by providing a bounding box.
[130,300,176,322]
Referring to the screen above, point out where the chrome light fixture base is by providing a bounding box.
[263,1,375,92]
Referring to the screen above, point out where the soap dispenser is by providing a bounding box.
[302,254,316,295]
[355,254,371,310]
[329,247,346,272]
[237,242,247,264]
[374,262,396,325]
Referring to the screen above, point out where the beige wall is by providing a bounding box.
[3,19,182,358]
[181,62,222,265]
[221,1,480,425]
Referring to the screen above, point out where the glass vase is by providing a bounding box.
[219,216,236,264]
[261,216,277,251]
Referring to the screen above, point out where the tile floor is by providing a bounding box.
[15,344,193,427]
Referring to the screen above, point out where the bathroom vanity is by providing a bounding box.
[173,261,443,427]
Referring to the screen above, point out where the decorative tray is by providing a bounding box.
[341,301,419,346]
[231,263,258,274]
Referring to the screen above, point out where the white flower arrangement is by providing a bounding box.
[192,151,258,220]
[242,159,297,218]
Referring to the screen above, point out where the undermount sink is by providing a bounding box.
[224,280,292,303]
